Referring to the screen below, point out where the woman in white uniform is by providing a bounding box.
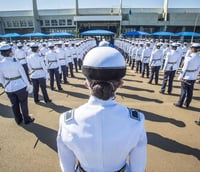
[57,46,147,172]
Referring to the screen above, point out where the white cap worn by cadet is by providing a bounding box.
[82,46,126,81]
[30,42,39,48]
[171,43,178,47]
[99,40,110,47]
[0,44,12,51]
[190,43,200,48]
[17,42,23,47]
[48,42,55,47]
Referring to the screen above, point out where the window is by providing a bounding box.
[45,20,50,26]
[59,19,66,26]
[67,19,72,25]
[40,20,43,26]
[122,14,129,21]
[13,21,19,27]
[6,21,12,27]
[28,20,33,27]
[20,20,27,27]
[51,19,58,26]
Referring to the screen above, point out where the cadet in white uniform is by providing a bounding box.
[45,42,63,91]
[159,43,181,94]
[27,43,51,104]
[174,43,200,108]
[15,42,31,83]
[0,44,34,125]
[57,47,147,172]
[148,43,164,85]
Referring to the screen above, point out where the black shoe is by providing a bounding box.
[195,120,200,125]
[168,92,171,95]
[51,87,55,91]
[16,119,22,125]
[45,99,52,103]
[64,81,68,84]
[58,87,63,91]
[24,117,35,125]
[173,103,182,108]
[183,103,189,108]
[34,100,40,104]
[159,90,164,94]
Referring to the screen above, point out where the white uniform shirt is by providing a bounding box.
[15,48,27,65]
[57,96,147,172]
[27,52,48,79]
[163,49,181,71]
[178,52,200,80]
[141,47,152,63]
[0,57,29,92]
[64,47,73,63]
[45,49,60,69]
[149,48,163,66]
[56,48,67,66]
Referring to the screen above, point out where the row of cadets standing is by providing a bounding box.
[27,42,52,104]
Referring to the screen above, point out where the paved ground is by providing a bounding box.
[0,65,200,172]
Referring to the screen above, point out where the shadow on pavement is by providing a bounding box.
[147,132,200,160]
[117,92,163,104]
[140,110,186,128]
[22,122,57,152]
[122,85,154,93]
[0,103,13,118]
[35,101,70,114]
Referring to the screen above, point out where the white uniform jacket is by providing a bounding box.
[149,49,163,66]
[15,48,27,65]
[141,47,152,64]
[163,49,181,71]
[56,48,68,66]
[178,52,200,80]
[45,49,61,71]
[27,53,48,79]
[0,57,30,92]
[57,96,147,172]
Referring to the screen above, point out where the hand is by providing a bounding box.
[26,84,33,94]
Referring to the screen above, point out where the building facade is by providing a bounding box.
[0,7,199,37]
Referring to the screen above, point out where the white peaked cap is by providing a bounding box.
[17,42,23,47]
[48,42,55,47]
[191,43,200,48]
[82,47,126,81]
[30,42,39,48]
[0,44,11,51]
[171,43,178,47]
[99,40,110,47]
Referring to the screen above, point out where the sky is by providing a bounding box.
[0,0,199,11]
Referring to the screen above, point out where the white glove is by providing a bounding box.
[26,84,33,94]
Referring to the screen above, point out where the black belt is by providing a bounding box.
[186,69,197,72]
[4,76,21,81]
[32,67,43,70]
[18,57,26,60]
[77,163,126,172]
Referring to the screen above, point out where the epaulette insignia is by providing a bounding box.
[128,108,140,121]
[64,109,74,122]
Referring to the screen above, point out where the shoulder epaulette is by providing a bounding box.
[128,108,140,121]
[64,109,74,122]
